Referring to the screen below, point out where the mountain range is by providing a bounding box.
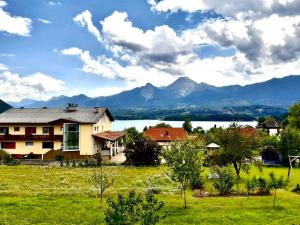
[8,75,300,109]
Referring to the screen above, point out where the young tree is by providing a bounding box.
[124,137,162,166]
[210,127,261,178]
[183,118,193,133]
[163,140,204,208]
[105,191,165,225]
[90,165,115,208]
[268,172,288,207]
[193,126,205,135]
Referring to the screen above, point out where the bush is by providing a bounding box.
[105,191,165,225]
[212,167,236,195]
[124,137,162,166]
[191,174,205,190]
[246,176,270,195]
[292,184,300,193]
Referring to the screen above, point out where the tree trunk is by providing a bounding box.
[183,188,187,208]
[233,162,240,179]
[100,193,103,208]
[273,189,276,207]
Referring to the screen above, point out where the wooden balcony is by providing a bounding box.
[0,134,63,141]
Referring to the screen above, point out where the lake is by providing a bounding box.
[112,120,258,132]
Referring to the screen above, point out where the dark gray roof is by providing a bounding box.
[0,107,113,124]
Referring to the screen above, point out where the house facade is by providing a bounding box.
[144,127,187,146]
[0,104,125,160]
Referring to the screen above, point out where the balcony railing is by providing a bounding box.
[0,134,63,141]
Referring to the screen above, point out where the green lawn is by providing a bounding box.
[0,165,299,225]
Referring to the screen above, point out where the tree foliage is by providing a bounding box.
[154,123,172,128]
[163,140,204,208]
[124,127,143,145]
[125,137,162,166]
[287,102,300,129]
[105,191,165,225]
[279,127,300,165]
[183,118,193,133]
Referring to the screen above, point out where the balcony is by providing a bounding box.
[0,134,63,141]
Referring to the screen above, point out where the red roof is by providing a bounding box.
[144,128,187,142]
[93,131,127,141]
[228,127,258,136]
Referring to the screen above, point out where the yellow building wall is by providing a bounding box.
[6,125,63,135]
[3,140,62,155]
[92,112,112,134]
[79,124,94,156]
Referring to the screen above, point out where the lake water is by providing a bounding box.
[112,120,258,132]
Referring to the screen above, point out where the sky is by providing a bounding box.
[1,0,300,102]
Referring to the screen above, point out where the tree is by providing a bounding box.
[279,127,300,166]
[268,172,288,207]
[90,165,114,208]
[105,191,165,225]
[124,137,162,165]
[124,127,143,145]
[183,118,192,133]
[163,140,204,208]
[287,102,300,129]
[193,126,205,135]
[154,123,172,128]
[210,127,261,178]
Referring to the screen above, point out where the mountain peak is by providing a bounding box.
[172,76,198,86]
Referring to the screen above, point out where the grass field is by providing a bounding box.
[0,165,299,225]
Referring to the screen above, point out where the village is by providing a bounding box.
[0,102,299,224]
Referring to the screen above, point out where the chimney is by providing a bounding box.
[65,103,78,112]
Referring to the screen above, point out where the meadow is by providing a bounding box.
[0,165,299,225]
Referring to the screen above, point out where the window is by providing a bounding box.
[14,127,20,132]
[25,127,36,135]
[26,142,34,147]
[63,123,80,151]
[42,142,53,149]
[0,127,9,135]
[43,127,50,134]
[3,142,16,149]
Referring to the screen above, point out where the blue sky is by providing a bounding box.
[0,0,300,102]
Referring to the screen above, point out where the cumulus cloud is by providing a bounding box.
[65,8,300,88]
[0,0,32,36]
[0,63,8,70]
[73,10,102,42]
[61,47,176,87]
[101,11,195,75]
[0,71,65,101]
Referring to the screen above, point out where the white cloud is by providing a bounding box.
[48,1,61,6]
[0,63,8,70]
[0,1,32,36]
[61,47,176,87]
[65,9,300,89]
[38,18,52,24]
[0,71,65,101]
[100,11,195,75]
[73,10,102,42]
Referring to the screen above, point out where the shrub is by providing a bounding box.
[191,174,205,190]
[292,184,300,193]
[105,191,165,225]
[124,137,161,166]
[212,167,236,195]
[246,176,270,195]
